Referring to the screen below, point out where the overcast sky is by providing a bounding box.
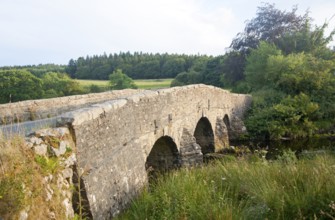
[0,0,334,66]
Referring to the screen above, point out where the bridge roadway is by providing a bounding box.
[0,117,57,137]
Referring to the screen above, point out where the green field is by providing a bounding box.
[76,78,173,90]
[134,79,173,89]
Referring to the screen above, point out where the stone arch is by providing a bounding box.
[145,136,180,174]
[194,117,215,154]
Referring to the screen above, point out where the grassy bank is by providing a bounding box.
[76,78,172,91]
[117,153,335,219]
[0,133,76,219]
[0,136,60,219]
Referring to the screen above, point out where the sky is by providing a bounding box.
[0,0,334,66]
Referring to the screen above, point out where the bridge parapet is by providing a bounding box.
[0,89,142,125]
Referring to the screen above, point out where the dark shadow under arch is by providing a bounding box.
[146,136,180,175]
[223,114,230,128]
[223,114,231,139]
[194,117,215,154]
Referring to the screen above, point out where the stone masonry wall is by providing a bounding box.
[0,89,142,125]
[55,84,252,219]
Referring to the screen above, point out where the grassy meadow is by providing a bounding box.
[75,78,173,91]
[117,152,335,220]
[134,79,173,89]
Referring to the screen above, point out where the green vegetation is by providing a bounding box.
[135,78,173,89]
[0,69,43,103]
[75,79,109,87]
[109,69,137,90]
[34,155,59,175]
[117,153,335,219]
[76,78,173,91]
[41,72,83,98]
[225,4,335,140]
[0,68,174,104]
[0,64,66,78]
[0,69,85,103]
[65,53,211,80]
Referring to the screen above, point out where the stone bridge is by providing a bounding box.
[0,84,251,219]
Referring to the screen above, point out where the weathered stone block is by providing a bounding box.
[34,144,48,156]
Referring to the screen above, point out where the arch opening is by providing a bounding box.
[194,117,215,154]
[145,136,180,176]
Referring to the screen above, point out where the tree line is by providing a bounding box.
[65,52,212,80]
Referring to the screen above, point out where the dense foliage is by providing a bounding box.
[0,69,43,103]
[0,69,84,103]
[224,4,335,140]
[65,52,212,80]
[171,55,225,87]
[0,64,66,78]
[109,69,137,90]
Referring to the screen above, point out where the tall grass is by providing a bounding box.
[117,154,335,219]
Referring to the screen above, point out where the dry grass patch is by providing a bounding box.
[0,134,67,219]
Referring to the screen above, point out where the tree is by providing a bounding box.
[277,22,335,55]
[171,70,203,87]
[221,51,246,87]
[231,3,309,53]
[65,59,77,78]
[0,69,44,103]
[161,58,186,78]
[109,69,137,90]
[202,56,225,87]
[225,3,313,88]
[41,72,83,98]
[244,42,282,90]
